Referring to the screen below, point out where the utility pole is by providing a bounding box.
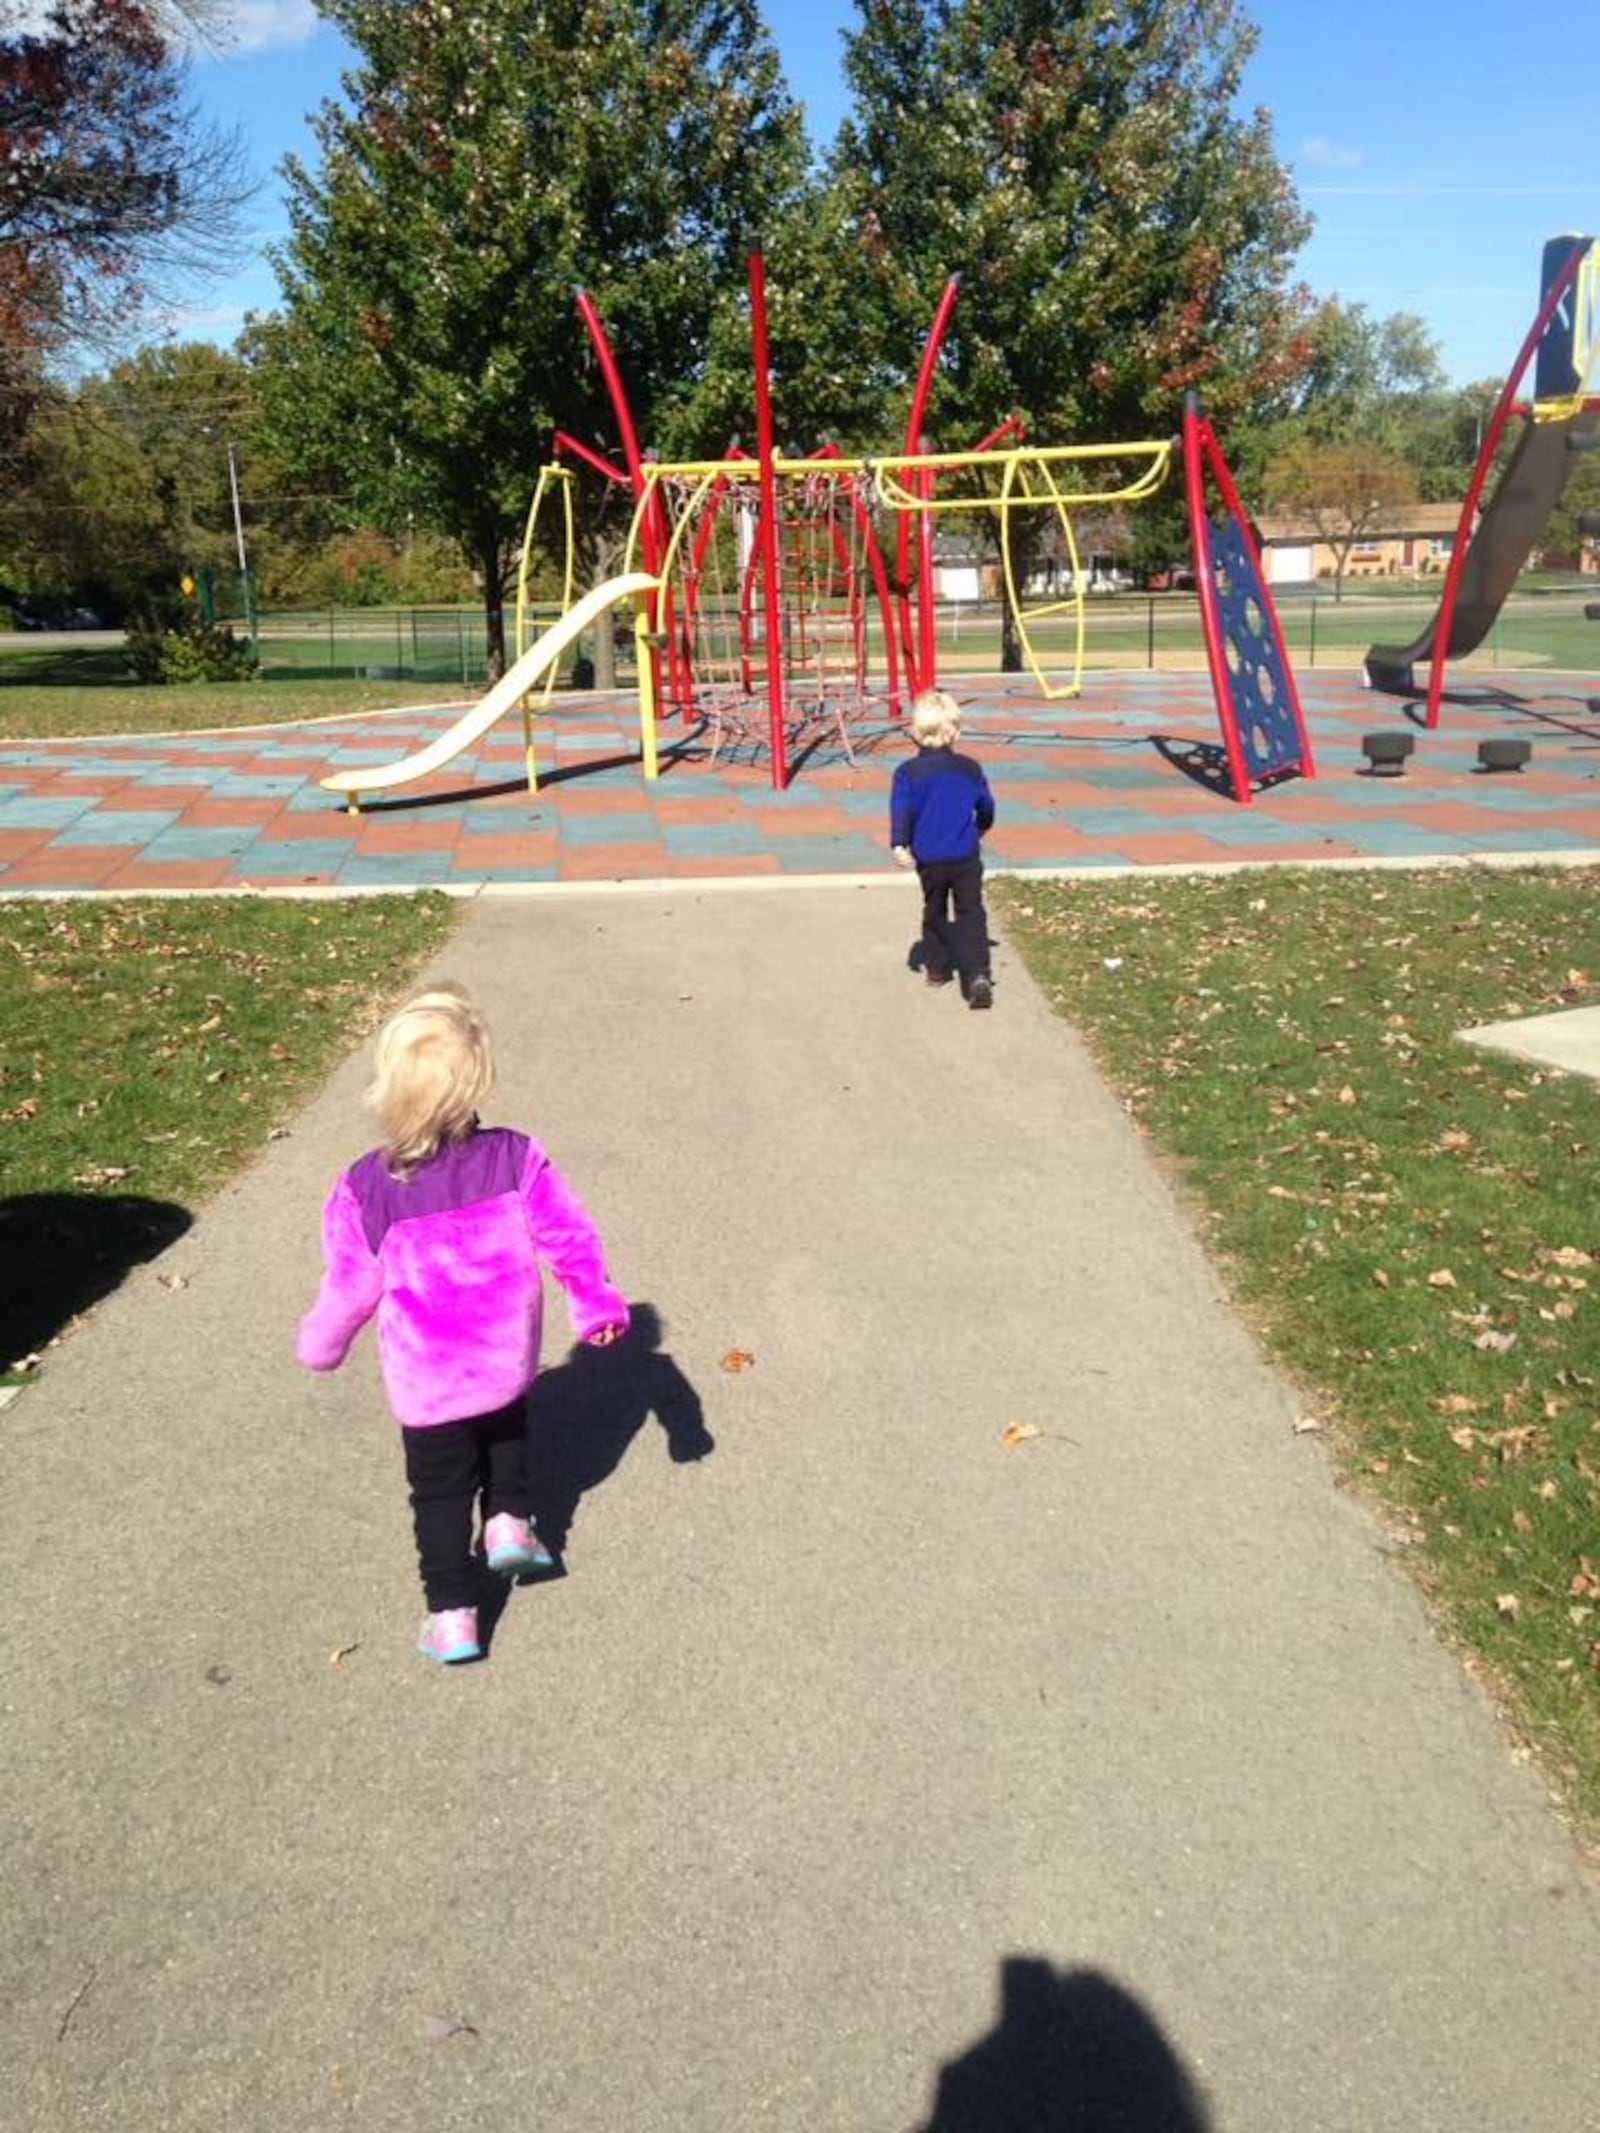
[226,441,257,644]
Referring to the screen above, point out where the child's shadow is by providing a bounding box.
[524,1299,712,1564]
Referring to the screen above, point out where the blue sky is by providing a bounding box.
[178,0,1596,391]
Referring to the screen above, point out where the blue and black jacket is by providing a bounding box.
[889,746,996,864]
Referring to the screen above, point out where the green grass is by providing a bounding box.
[0,642,469,737]
[996,866,1600,1839]
[0,896,460,1372]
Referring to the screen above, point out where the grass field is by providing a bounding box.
[997,865,1600,1844]
[4,580,1595,741]
[0,895,460,1374]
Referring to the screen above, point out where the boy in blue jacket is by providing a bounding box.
[889,689,996,1009]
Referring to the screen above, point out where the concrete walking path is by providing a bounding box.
[3,883,1598,2130]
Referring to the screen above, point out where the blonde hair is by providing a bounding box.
[367,983,495,1176]
[909,689,961,749]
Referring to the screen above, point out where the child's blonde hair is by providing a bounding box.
[909,689,961,749]
[367,983,494,1176]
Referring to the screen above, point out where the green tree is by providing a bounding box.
[1265,438,1418,601]
[822,0,1312,661]
[258,0,808,677]
[0,342,259,619]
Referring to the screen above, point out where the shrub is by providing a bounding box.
[124,620,259,685]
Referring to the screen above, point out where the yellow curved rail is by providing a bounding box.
[1000,455,1087,701]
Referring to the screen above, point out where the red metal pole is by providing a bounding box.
[898,275,961,693]
[748,250,789,789]
[1423,239,1588,727]
[575,290,665,707]
[1183,402,1255,807]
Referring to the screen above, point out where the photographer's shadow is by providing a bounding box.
[916,1957,1211,2132]
[525,1300,712,1563]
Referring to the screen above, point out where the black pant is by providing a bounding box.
[401,1402,530,1611]
[917,855,990,989]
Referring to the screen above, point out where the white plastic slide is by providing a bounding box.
[320,572,659,807]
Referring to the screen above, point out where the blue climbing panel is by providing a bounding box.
[1206,516,1305,785]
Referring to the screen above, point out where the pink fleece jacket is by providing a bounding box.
[295,1125,629,1428]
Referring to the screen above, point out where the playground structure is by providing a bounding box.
[1365,233,1600,723]
[323,255,1315,812]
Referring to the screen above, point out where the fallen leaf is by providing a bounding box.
[1291,1415,1323,1435]
[1372,1268,1390,1288]
[1436,1393,1479,1415]
[158,1273,189,1291]
[1002,1422,1043,1449]
[1473,1328,1518,1354]
[423,2015,479,2044]
[719,1349,756,1373]
[329,1642,361,1667]
[1426,1267,1457,1289]
[1495,1593,1521,1621]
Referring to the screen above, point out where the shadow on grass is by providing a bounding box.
[914,1956,1212,2132]
[0,1192,192,1362]
[0,646,131,688]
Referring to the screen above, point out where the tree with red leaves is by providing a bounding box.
[0,0,245,427]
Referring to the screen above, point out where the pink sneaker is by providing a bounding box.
[483,1513,552,1578]
[417,1606,480,1664]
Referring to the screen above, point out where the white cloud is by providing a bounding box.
[6,2,321,50]
[1300,137,1367,171]
[220,1,323,54]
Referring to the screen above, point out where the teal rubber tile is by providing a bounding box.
[1194,811,1354,847]
[235,841,361,876]
[331,854,464,887]
[663,821,774,858]
[558,812,664,846]
[769,838,896,872]
[1324,823,1479,857]
[51,809,181,845]
[207,775,312,799]
[0,796,99,829]
[139,826,262,862]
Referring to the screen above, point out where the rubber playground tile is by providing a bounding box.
[556,810,670,847]
[136,826,264,864]
[1113,829,1284,868]
[987,823,1120,861]
[0,795,101,830]
[762,837,892,873]
[247,810,364,844]
[50,810,182,846]
[1,846,140,888]
[91,784,216,811]
[322,854,461,889]
[559,843,677,882]
[445,834,562,871]
[662,820,784,859]
[346,815,462,849]
[658,851,786,878]
[99,857,246,892]
[173,799,282,830]
[752,803,884,838]
[0,827,53,861]
[234,840,366,878]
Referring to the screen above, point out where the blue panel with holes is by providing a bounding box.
[1207,518,1305,785]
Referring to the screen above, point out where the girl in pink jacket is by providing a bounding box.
[297,984,629,1664]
